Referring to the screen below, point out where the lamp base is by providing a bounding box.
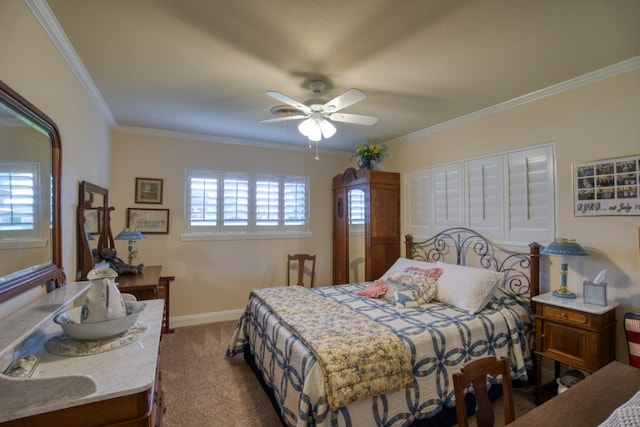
[553,287,577,298]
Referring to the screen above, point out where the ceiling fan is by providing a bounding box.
[259,80,378,143]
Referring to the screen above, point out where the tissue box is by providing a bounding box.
[583,281,607,306]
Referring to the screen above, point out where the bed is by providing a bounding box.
[226,227,541,427]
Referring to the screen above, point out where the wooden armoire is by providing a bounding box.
[332,168,400,284]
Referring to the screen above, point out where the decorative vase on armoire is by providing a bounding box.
[332,167,400,285]
[357,158,374,170]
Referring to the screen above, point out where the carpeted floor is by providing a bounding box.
[159,321,537,427]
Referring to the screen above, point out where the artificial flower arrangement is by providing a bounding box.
[352,140,388,169]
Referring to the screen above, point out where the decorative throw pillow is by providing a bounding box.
[385,272,438,306]
[402,266,443,281]
[435,262,505,313]
[395,290,420,308]
[380,258,440,281]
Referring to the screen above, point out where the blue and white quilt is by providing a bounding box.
[226,283,534,427]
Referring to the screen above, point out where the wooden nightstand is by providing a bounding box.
[532,292,619,403]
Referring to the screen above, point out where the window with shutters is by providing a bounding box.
[0,163,40,239]
[405,144,556,244]
[185,169,309,239]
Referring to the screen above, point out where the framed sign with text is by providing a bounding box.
[573,154,639,216]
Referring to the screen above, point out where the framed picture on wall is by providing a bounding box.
[126,208,170,234]
[135,177,163,204]
[573,154,639,216]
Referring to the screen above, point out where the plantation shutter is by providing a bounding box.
[406,169,432,238]
[187,172,218,232]
[223,175,249,231]
[506,145,555,243]
[466,156,503,240]
[432,163,463,231]
[283,178,307,228]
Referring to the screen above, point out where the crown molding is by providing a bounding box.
[26,0,116,127]
[114,125,349,156]
[390,56,640,144]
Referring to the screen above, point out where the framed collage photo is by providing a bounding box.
[573,154,639,216]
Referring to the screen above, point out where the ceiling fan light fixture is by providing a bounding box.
[298,117,315,137]
[319,119,336,139]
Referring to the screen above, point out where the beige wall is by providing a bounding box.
[0,1,111,318]
[386,69,640,361]
[110,131,351,323]
[2,0,639,364]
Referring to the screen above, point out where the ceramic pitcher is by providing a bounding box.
[82,267,127,323]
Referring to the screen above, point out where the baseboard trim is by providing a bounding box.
[170,309,244,329]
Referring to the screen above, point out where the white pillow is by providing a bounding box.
[435,262,504,313]
[380,257,440,280]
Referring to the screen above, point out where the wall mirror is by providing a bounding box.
[77,181,114,280]
[0,80,63,303]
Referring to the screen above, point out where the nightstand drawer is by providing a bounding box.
[542,305,589,326]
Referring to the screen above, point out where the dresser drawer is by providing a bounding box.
[542,305,590,326]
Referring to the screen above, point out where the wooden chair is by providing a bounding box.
[287,254,316,287]
[624,312,640,368]
[452,356,515,427]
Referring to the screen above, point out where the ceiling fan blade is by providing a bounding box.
[259,115,306,123]
[323,89,367,112]
[265,91,311,114]
[328,113,378,126]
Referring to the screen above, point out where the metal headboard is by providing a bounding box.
[405,227,540,306]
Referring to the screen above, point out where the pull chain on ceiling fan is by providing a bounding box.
[260,80,378,146]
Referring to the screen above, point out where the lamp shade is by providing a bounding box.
[114,228,145,241]
[541,238,588,257]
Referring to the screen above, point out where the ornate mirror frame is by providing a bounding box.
[0,80,64,303]
[77,181,114,280]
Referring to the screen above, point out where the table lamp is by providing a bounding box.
[114,228,145,265]
[541,238,588,298]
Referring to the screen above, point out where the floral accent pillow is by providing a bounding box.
[402,266,443,280]
[383,272,438,307]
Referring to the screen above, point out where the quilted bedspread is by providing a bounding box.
[226,283,533,427]
[249,286,413,410]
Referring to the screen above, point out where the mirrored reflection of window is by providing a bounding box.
[348,188,365,225]
[0,162,39,239]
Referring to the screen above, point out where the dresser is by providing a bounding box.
[117,265,175,333]
[0,283,165,426]
[532,292,619,403]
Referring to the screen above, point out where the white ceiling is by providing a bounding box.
[44,0,640,152]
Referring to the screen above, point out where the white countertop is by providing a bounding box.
[0,283,164,423]
[533,291,619,314]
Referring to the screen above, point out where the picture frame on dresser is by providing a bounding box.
[135,177,163,204]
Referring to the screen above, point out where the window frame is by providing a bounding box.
[184,169,310,241]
